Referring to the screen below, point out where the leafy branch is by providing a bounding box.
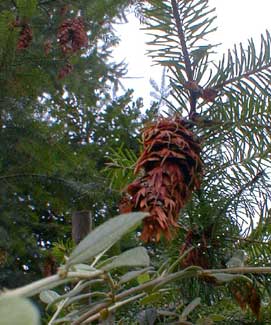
[1,212,271,324]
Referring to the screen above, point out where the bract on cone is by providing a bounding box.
[121,116,202,242]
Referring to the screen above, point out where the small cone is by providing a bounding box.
[58,62,73,79]
[17,23,32,50]
[123,116,202,242]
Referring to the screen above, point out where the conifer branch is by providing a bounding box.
[170,0,197,115]
[170,0,193,82]
[226,236,271,245]
[215,62,271,90]
[0,173,89,188]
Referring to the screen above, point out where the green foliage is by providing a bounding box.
[0,0,145,289]
[16,0,37,18]
[104,145,138,190]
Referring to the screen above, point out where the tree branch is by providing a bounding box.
[1,270,104,299]
[215,62,271,90]
[171,0,197,116]
[73,266,271,324]
[170,0,193,81]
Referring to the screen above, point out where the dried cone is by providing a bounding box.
[44,39,52,56]
[17,23,33,50]
[201,87,218,102]
[58,62,73,79]
[179,227,211,269]
[230,282,261,320]
[57,17,88,54]
[124,117,202,242]
[0,248,7,267]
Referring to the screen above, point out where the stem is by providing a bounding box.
[48,280,84,325]
[83,293,146,323]
[171,0,193,81]
[72,267,200,324]
[72,266,271,324]
[170,0,197,115]
[215,62,271,90]
[226,236,271,245]
[203,267,271,274]
[1,270,104,299]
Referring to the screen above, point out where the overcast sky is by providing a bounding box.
[113,1,271,106]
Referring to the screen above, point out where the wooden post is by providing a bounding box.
[72,210,92,244]
[72,210,93,304]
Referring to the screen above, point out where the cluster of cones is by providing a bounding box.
[120,116,202,242]
[57,17,88,79]
[14,9,88,80]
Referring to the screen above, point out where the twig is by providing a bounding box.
[170,0,197,116]
[83,293,146,323]
[72,265,271,324]
[215,62,271,90]
[203,267,271,274]
[48,279,91,325]
[225,236,271,245]
[170,0,193,81]
[72,267,201,324]
[1,270,104,299]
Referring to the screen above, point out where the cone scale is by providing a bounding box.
[122,116,202,242]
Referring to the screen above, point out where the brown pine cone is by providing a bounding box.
[57,17,88,54]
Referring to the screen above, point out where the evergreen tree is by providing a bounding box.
[0,0,143,288]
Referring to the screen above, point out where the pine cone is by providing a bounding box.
[124,116,202,242]
[58,62,73,79]
[230,282,261,320]
[17,23,33,50]
[57,17,88,54]
[44,39,52,56]
[179,228,210,268]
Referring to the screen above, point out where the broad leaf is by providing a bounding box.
[72,264,97,273]
[140,292,163,306]
[119,267,152,284]
[0,297,40,325]
[39,290,60,305]
[101,247,150,271]
[208,273,251,284]
[66,212,148,267]
[137,273,151,285]
[181,297,201,320]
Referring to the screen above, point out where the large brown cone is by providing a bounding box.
[123,117,202,242]
[57,17,88,54]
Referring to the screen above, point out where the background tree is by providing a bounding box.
[0,0,146,288]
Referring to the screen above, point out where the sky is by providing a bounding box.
[113,0,271,106]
